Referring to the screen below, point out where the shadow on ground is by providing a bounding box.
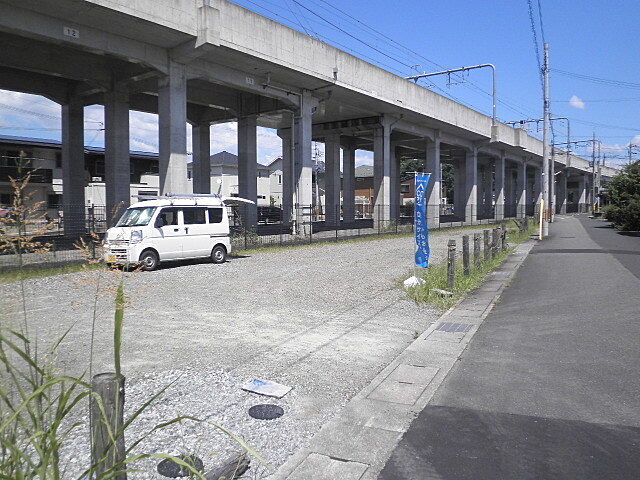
[379,405,640,480]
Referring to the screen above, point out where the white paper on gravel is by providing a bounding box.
[242,378,292,398]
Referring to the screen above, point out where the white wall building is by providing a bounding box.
[187,151,272,206]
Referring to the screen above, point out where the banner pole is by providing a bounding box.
[413,171,418,279]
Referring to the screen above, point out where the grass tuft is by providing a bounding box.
[406,219,536,310]
[0,262,105,284]
[407,247,515,310]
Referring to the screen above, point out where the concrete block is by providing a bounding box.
[367,364,439,405]
[286,453,368,480]
[310,422,402,466]
[426,330,467,343]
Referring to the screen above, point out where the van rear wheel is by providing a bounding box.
[139,250,159,271]
[211,245,227,264]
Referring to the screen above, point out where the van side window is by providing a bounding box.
[208,208,223,224]
[157,208,179,226]
[183,207,207,225]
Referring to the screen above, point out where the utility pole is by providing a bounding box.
[591,132,597,213]
[629,144,640,165]
[542,43,550,237]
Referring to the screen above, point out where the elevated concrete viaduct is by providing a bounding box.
[0,0,617,233]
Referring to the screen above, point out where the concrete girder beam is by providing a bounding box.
[0,2,169,73]
[0,31,118,88]
[189,58,301,109]
[0,66,73,103]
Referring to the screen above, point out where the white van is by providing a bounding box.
[103,194,253,271]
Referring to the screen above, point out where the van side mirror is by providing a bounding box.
[155,217,165,228]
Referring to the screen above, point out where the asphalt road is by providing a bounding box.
[379,215,640,480]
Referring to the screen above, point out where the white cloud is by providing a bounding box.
[569,95,586,110]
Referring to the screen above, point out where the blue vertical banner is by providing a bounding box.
[414,173,431,268]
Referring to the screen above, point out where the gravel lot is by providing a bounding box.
[1,227,487,478]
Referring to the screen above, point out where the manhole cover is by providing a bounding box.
[157,454,204,478]
[249,404,284,420]
[435,322,473,333]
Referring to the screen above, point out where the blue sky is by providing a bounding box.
[1,0,638,166]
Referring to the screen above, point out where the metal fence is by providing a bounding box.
[0,200,554,270]
[0,204,107,268]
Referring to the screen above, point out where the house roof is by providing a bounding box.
[0,134,158,158]
[187,150,270,170]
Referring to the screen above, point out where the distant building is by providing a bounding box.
[0,134,159,218]
[186,151,271,206]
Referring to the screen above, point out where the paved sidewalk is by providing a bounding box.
[271,239,536,480]
[379,215,640,480]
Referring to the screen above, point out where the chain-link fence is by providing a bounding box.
[0,204,107,269]
[0,201,547,270]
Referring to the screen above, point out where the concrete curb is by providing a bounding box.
[270,239,538,480]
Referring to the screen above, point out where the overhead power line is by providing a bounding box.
[552,97,640,103]
[552,69,640,90]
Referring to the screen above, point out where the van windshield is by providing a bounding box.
[116,207,157,227]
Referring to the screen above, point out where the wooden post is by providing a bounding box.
[205,452,250,480]
[500,224,506,251]
[91,373,127,480]
[473,233,481,268]
[483,229,490,261]
[462,235,470,276]
[447,239,456,289]
[492,228,500,257]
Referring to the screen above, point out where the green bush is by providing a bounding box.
[605,160,640,231]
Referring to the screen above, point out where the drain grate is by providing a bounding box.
[435,322,473,333]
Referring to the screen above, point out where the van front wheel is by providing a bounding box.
[139,250,159,271]
[211,245,227,264]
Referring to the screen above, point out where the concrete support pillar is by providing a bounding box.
[238,115,258,228]
[293,91,316,232]
[104,87,130,226]
[390,144,401,222]
[494,155,505,220]
[342,143,356,224]
[424,138,441,229]
[191,123,211,194]
[481,162,493,219]
[557,170,567,214]
[578,175,587,211]
[464,148,478,224]
[158,61,188,194]
[324,134,341,225]
[453,158,466,220]
[533,166,542,216]
[61,98,85,235]
[279,130,293,225]
[373,118,392,228]
[517,161,526,218]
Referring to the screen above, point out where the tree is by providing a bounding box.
[605,160,640,231]
[400,158,424,180]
